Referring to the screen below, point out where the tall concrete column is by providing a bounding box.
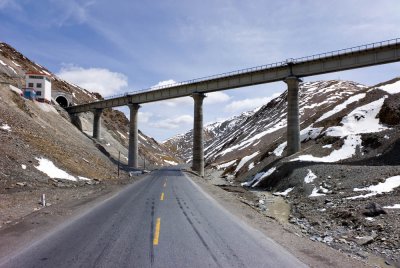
[285,76,302,156]
[92,108,103,140]
[192,93,206,177]
[128,103,140,168]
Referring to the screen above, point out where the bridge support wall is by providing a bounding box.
[192,93,206,176]
[93,108,103,140]
[128,104,140,168]
[285,76,302,155]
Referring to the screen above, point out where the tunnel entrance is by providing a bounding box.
[56,96,69,108]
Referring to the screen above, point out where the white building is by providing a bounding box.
[25,73,52,102]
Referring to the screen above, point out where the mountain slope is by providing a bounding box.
[165,80,368,175]
[0,42,181,168]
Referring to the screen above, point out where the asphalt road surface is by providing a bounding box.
[0,168,307,268]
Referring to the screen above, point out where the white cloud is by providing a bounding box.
[151,79,177,89]
[163,96,192,107]
[138,112,152,123]
[57,64,128,97]
[150,115,193,129]
[48,0,95,26]
[225,93,280,113]
[205,92,230,104]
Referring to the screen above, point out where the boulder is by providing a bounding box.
[362,202,387,217]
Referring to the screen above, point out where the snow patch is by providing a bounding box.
[383,204,400,209]
[248,162,255,170]
[347,176,400,199]
[253,167,276,187]
[9,85,22,95]
[304,169,317,183]
[273,187,294,196]
[216,159,236,170]
[273,142,286,156]
[235,151,259,173]
[316,93,366,122]
[293,135,362,163]
[241,167,276,187]
[117,131,127,139]
[0,123,11,132]
[8,65,17,74]
[11,60,20,67]
[0,59,6,66]
[309,186,329,197]
[379,80,400,94]
[21,164,26,170]
[35,157,77,181]
[300,126,323,141]
[78,176,91,181]
[325,97,388,137]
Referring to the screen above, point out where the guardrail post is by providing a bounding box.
[192,93,206,177]
[128,103,141,168]
[92,108,103,139]
[285,76,302,156]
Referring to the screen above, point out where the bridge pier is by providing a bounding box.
[285,76,302,156]
[92,108,103,140]
[128,103,140,168]
[192,93,206,177]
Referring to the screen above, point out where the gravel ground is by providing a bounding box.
[204,162,400,267]
[188,169,376,268]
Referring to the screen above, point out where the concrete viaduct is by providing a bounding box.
[66,38,400,176]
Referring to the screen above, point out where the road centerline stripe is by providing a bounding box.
[160,192,164,201]
[153,218,161,245]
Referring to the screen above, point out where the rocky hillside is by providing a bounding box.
[165,77,400,264]
[0,42,181,168]
[165,80,368,176]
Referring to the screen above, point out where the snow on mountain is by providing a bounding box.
[164,80,368,177]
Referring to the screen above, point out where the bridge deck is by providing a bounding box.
[67,39,400,114]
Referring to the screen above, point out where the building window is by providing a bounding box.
[36,83,42,88]
[36,91,42,96]
[28,83,34,87]
[29,75,43,79]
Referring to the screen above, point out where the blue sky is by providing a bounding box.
[1,0,400,140]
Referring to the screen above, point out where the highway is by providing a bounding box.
[0,168,306,268]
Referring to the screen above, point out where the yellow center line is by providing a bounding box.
[153,218,161,245]
[160,192,164,201]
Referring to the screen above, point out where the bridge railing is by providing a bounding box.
[104,38,400,100]
[293,38,400,64]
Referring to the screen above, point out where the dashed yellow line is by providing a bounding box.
[160,192,164,201]
[153,218,161,245]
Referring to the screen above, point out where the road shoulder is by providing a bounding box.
[0,176,144,262]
